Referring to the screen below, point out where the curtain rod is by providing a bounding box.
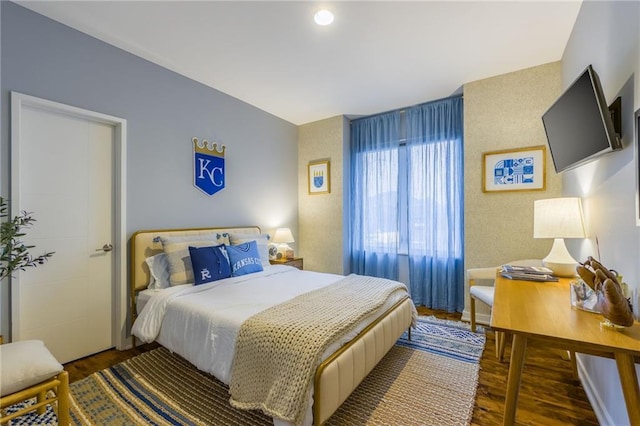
[350,93,463,124]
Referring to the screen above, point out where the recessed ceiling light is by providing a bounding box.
[314,10,334,26]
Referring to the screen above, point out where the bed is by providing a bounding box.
[130,226,416,426]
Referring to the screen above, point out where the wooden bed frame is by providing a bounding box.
[130,226,414,426]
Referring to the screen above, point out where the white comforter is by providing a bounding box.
[131,265,411,425]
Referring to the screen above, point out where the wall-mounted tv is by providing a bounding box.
[542,64,622,173]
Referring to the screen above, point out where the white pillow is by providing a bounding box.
[161,233,229,286]
[145,253,171,289]
[0,340,63,396]
[228,233,271,268]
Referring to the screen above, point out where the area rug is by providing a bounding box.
[396,315,486,363]
[9,316,485,426]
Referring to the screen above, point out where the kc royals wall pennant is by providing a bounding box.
[193,137,225,196]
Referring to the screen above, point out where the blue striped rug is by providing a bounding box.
[9,316,485,425]
[397,315,486,363]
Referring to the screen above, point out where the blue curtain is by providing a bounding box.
[350,112,400,280]
[349,96,464,312]
[405,97,464,311]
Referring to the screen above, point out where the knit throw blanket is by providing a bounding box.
[229,274,408,425]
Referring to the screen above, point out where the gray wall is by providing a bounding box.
[0,2,299,339]
[561,1,639,424]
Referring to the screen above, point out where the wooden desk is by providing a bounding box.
[491,274,640,425]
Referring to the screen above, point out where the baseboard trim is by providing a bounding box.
[576,354,615,426]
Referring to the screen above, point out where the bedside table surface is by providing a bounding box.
[269,257,303,270]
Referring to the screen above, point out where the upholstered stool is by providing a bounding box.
[0,340,70,425]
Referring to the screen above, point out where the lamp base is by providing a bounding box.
[542,238,578,277]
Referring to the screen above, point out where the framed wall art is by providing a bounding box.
[482,145,546,192]
[308,159,330,195]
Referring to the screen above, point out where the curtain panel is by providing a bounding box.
[405,97,464,311]
[349,112,400,280]
[349,96,464,312]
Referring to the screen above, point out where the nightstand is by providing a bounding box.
[269,257,303,270]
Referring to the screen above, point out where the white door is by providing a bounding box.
[11,96,122,363]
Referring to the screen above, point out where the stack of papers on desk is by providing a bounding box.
[500,264,558,282]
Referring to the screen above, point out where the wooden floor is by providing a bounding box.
[64,307,599,425]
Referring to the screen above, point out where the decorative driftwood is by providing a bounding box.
[576,257,634,327]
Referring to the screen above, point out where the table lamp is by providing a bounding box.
[533,197,586,277]
[273,227,295,259]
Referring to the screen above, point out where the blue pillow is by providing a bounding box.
[226,241,264,276]
[188,245,231,285]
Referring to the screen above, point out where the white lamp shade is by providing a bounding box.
[533,197,586,239]
[533,197,585,277]
[273,228,295,244]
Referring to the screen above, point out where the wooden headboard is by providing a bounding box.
[130,226,261,292]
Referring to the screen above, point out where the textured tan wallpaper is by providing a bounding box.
[298,116,347,274]
[463,62,564,319]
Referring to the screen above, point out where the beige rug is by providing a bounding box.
[327,345,481,425]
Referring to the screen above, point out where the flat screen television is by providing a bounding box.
[542,65,622,173]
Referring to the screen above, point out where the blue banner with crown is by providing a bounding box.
[193,137,225,196]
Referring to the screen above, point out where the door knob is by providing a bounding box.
[95,244,113,252]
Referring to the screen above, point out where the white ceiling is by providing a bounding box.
[15,1,582,125]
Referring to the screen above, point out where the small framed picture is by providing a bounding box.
[308,159,330,195]
[482,145,546,192]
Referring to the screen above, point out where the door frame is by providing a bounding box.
[10,92,128,350]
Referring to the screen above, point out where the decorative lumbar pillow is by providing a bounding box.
[145,253,171,289]
[161,233,229,285]
[0,340,63,397]
[226,241,264,276]
[228,233,270,268]
[188,245,231,285]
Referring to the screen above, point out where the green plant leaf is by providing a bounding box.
[0,196,54,281]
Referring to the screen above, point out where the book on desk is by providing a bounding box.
[500,264,559,282]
